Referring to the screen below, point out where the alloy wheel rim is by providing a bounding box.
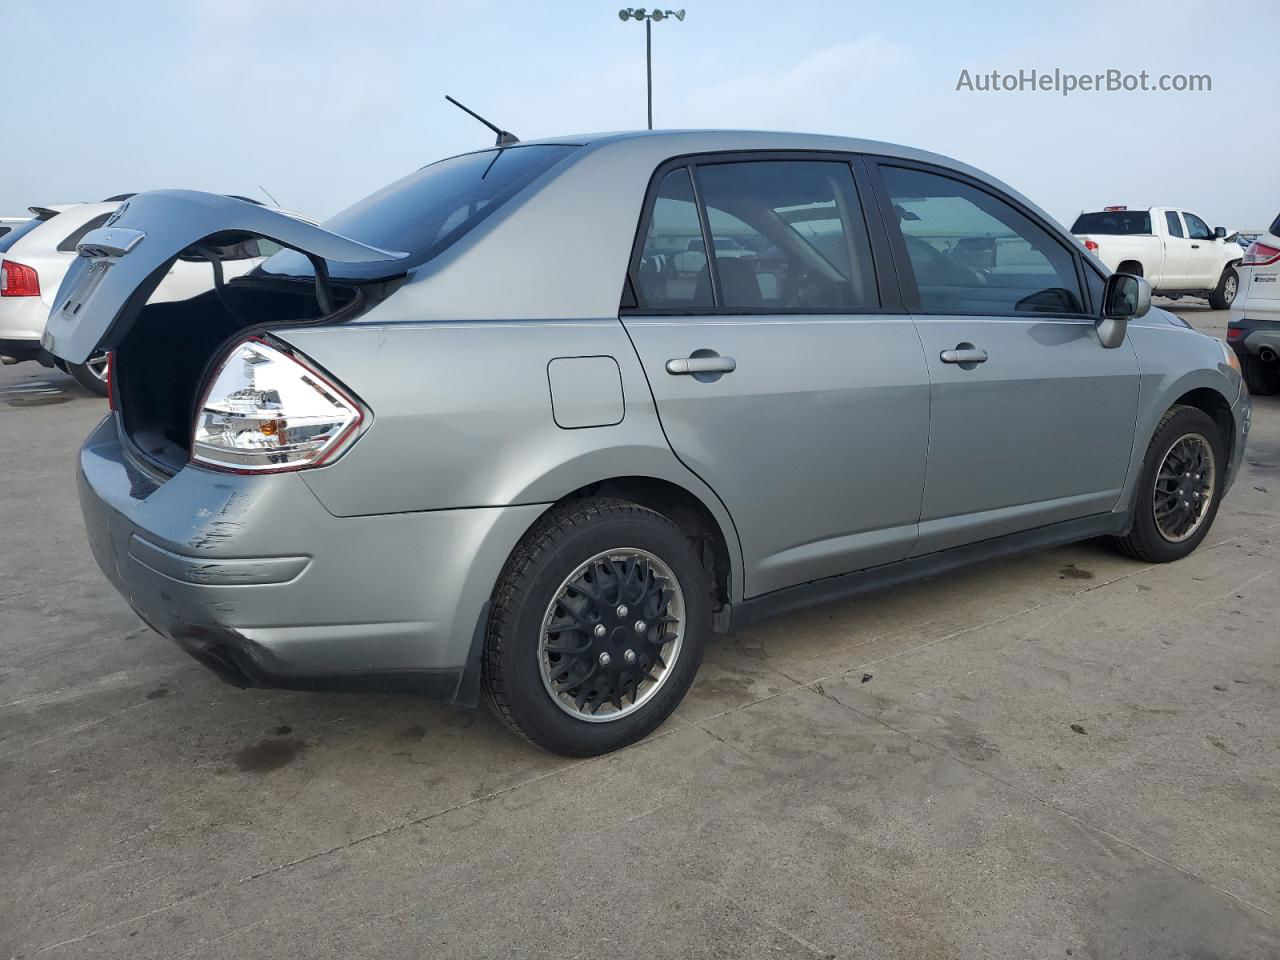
[538,548,685,722]
[1152,433,1215,543]
[86,353,109,382]
[1224,275,1238,303]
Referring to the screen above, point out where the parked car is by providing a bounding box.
[48,131,1248,756]
[1072,206,1243,308]
[0,207,69,254]
[0,216,31,242]
[1,196,280,395]
[1227,212,1280,394]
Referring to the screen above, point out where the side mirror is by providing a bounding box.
[1097,272,1151,348]
[1213,226,1227,239]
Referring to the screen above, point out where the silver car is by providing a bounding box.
[47,130,1249,756]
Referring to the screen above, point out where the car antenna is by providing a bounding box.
[445,95,520,146]
[258,184,281,207]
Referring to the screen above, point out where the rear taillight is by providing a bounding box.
[1083,239,1099,254]
[1227,327,1244,341]
[0,260,40,297]
[191,337,364,473]
[1242,241,1280,267]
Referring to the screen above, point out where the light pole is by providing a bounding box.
[617,8,686,130]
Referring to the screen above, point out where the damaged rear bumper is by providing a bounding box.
[77,415,544,702]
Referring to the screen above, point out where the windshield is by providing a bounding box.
[260,144,578,281]
[1071,211,1152,235]
[0,217,48,253]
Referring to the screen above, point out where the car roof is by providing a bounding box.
[449,128,1053,225]
[464,128,979,171]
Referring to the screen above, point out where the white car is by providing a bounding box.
[0,217,31,243]
[1072,206,1243,309]
[0,196,281,394]
[1227,212,1280,394]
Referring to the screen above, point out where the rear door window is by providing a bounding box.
[631,158,878,312]
[634,169,708,310]
[1165,211,1185,238]
[881,165,1085,316]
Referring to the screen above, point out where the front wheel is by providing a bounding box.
[483,497,711,756]
[1111,405,1226,563]
[66,353,109,398]
[1208,266,1238,310]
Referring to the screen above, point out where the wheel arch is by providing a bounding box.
[1171,386,1236,469]
[453,472,742,708]
[1117,259,1144,277]
[554,476,738,615]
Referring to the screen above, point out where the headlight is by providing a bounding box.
[192,338,365,473]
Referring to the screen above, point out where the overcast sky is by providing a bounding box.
[5,0,1276,230]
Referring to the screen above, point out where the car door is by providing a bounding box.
[870,160,1140,554]
[1161,210,1192,287]
[1182,211,1220,288]
[622,155,930,598]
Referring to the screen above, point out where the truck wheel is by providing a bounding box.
[1208,266,1238,309]
[1111,405,1225,563]
[1242,355,1280,396]
[483,497,711,756]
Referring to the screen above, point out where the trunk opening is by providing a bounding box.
[112,278,364,474]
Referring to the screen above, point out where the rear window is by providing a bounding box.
[260,144,578,281]
[0,217,46,253]
[1070,211,1152,235]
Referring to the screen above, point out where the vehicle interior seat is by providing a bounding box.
[694,257,762,309]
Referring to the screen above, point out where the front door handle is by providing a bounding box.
[939,347,988,365]
[666,355,737,375]
[1191,243,1201,249]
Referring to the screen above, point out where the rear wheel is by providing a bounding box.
[66,353,109,397]
[1242,354,1280,396]
[483,497,710,756]
[1111,405,1225,563]
[1208,266,1239,310]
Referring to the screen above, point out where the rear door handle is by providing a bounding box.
[1191,244,1201,249]
[666,356,737,375]
[939,347,988,364]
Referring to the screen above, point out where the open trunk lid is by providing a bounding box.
[43,190,407,364]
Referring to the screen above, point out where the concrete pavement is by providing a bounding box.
[2,305,1278,959]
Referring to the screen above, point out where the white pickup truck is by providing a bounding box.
[1071,206,1243,309]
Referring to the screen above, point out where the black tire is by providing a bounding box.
[66,356,109,397]
[1242,354,1280,396]
[482,497,711,756]
[1111,405,1226,563]
[1208,266,1239,310]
